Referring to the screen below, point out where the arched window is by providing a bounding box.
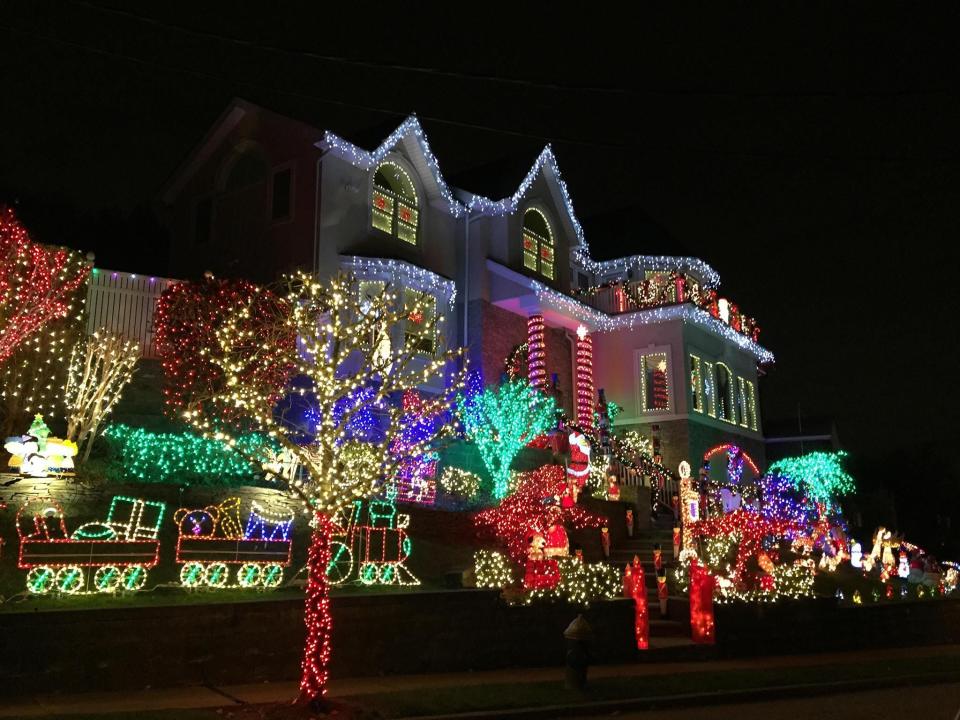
[716,363,735,423]
[522,208,554,280]
[372,161,419,245]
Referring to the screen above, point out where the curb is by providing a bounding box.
[395,670,960,720]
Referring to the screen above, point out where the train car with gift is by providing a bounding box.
[17,495,165,594]
[174,498,294,589]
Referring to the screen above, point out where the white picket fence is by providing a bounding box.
[85,269,180,359]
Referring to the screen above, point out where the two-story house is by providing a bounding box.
[159,99,773,474]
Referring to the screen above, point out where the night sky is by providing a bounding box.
[3,2,959,511]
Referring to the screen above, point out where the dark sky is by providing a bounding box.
[2,1,959,473]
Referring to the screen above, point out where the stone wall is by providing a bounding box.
[0,591,636,695]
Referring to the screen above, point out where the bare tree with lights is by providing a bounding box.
[181,271,466,707]
[64,329,140,463]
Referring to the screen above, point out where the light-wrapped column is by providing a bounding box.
[575,325,594,432]
[527,315,547,391]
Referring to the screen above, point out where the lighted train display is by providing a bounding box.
[174,498,293,589]
[9,494,416,595]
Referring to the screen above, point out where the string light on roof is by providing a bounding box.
[339,256,457,307]
[531,282,774,363]
[321,116,466,217]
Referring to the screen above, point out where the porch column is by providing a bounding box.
[527,314,547,391]
[575,325,595,432]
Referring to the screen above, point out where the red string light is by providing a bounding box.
[0,207,90,363]
[154,276,294,421]
[575,327,594,432]
[526,315,547,391]
[299,512,333,705]
[689,557,716,644]
[625,560,649,650]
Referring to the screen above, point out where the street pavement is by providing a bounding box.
[584,683,960,720]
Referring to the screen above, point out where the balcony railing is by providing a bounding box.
[572,272,761,342]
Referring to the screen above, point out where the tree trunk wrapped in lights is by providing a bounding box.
[178,271,467,707]
[64,329,139,462]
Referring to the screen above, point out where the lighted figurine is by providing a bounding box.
[527,532,546,561]
[557,476,579,509]
[567,429,592,489]
[653,543,663,572]
[606,474,620,502]
[898,550,910,579]
[574,548,584,562]
[625,508,634,538]
[656,567,669,617]
[600,526,610,559]
[4,415,78,478]
[850,541,863,568]
[921,555,941,589]
[698,463,711,520]
[544,517,569,559]
[673,526,681,559]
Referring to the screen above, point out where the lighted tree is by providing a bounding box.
[154,274,291,421]
[64,329,139,462]
[0,207,90,364]
[181,271,466,706]
[455,378,555,499]
[767,451,855,510]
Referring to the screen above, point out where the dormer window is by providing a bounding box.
[522,208,554,280]
[372,161,419,245]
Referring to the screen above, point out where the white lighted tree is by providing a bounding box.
[455,378,556,499]
[64,329,139,462]
[182,271,465,707]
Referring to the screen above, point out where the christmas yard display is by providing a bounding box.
[63,329,139,463]
[325,495,419,586]
[4,415,78,477]
[17,495,165,594]
[455,378,556,499]
[175,497,294,589]
[175,271,467,706]
[473,464,619,605]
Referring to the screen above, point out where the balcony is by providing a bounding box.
[572,272,761,342]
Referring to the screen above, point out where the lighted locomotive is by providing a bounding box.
[326,498,418,586]
[174,497,294,589]
[17,495,165,594]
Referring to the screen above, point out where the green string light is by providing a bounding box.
[103,424,275,485]
[455,379,556,499]
[767,451,856,510]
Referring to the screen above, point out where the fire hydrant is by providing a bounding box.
[563,614,593,690]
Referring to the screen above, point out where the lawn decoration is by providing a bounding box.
[4,415,78,477]
[325,497,418,586]
[623,559,649,649]
[18,495,165,594]
[174,497,293,589]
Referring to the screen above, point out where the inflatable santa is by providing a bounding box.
[567,430,591,489]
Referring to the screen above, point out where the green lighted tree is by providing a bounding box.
[767,450,855,510]
[455,378,556,499]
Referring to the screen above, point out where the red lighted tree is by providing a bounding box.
[180,272,466,707]
[0,207,90,364]
[475,464,606,564]
[154,274,293,422]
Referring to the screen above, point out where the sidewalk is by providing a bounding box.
[2,644,959,718]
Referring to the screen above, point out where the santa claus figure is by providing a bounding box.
[567,430,592,489]
[544,520,570,559]
[606,474,620,501]
[557,477,579,508]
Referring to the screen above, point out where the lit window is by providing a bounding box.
[639,352,670,412]
[372,162,419,245]
[522,209,554,280]
[403,288,436,354]
[716,363,735,423]
[743,379,758,430]
[690,355,704,413]
[702,360,716,417]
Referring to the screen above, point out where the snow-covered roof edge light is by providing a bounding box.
[339,256,457,307]
[321,115,466,217]
[322,118,721,288]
